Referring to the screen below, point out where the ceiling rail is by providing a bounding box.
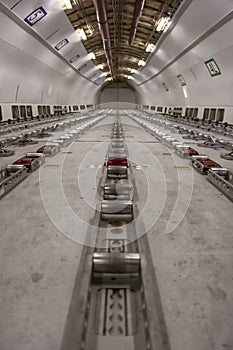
[92,0,114,77]
[129,0,146,45]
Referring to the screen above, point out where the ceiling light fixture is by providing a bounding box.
[88,52,96,60]
[130,69,136,74]
[146,43,156,53]
[138,59,146,67]
[57,0,72,10]
[156,17,171,32]
[183,86,188,99]
[97,64,104,70]
[76,28,87,41]
[63,0,72,9]
[87,25,94,36]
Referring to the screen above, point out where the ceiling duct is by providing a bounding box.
[92,0,113,76]
[129,0,146,45]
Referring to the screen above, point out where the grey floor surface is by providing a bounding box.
[0,112,232,350]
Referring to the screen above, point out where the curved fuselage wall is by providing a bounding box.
[0,10,99,105]
[134,0,233,121]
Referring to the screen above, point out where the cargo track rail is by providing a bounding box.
[60,115,170,350]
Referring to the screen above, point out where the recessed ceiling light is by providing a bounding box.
[146,43,156,53]
[138,59,146,66]
[156,17,171,32]
[76,28,87,41]
[63,0,72,9]
[88,52,96,60]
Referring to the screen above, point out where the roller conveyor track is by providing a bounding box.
[60,115,170,350]
[0,111,108,200]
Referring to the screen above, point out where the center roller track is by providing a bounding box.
[61,113,170,350]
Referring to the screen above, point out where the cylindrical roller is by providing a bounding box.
[101,213,132,221]
[109,148,126,154]
[111,138,124,142]
[104,180,133,200]
[107,166,128,179]
[111,142,125,148]
[112,135,123,139]
[6,164,25,173]
[93,253,140,274]
[108,152,127,159]
[101,200,133,221]
[101,200,132,213]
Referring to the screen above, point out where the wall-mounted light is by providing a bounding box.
[145,43,156,53]
[177,74,186,87]
[76,28,87,41]
[156,17,171,32]
[138,59,146,67]
[183,86,188,99]
[88,52,96,60]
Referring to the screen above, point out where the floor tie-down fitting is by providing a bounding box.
[82,249,153,350]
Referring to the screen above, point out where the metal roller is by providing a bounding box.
[191,155,222,174]
[111,138,124,142]
[111,142,125,148]
[0,165,28,199]
[175,145,199,158]
[111,134,123,139]
[109,148,126,154]
[13,153,45,171]
[36,144,60,157]
[101,200,133,221]
[104,180,133,200]
[207,168,233,202]
[107,166,128,179]
[52,136,72,147]
[112,131,123,135]
[93,252,140,274]
[108,152,127,159]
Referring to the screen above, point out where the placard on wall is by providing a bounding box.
[205,58,221,77]
[24,7,47,26]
